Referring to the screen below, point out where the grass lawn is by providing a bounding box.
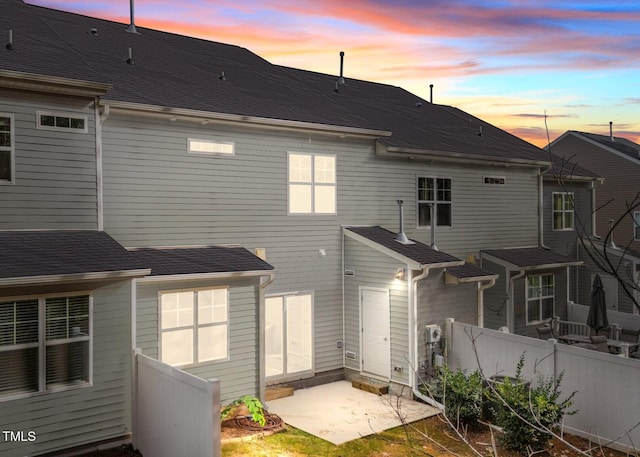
[222,416,628,457]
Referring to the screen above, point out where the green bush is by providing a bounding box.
[221,395,266,426]
[492,355,576,455]
[438,366,484,430]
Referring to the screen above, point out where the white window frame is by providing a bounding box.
[552,192,574,231]
[159,286,229,367]
[287,152,336,215]
[417,176,452,228]
[0,113,15,184]
[634,211,640,241]
[526,274,554,325]
[36,111,88,133]
[187,138,235,156]
[0,292,93,402]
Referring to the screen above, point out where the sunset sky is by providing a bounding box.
[28,0,640,147]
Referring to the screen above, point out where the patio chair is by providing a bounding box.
[620,328,640,358]
[536,326,554,340]
[594,326,611,338]
[589,335,610,353]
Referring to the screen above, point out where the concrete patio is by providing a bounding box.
[266,380,440,445]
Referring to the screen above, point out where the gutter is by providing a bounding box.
[0,269,151,288]
[378,143,551,168]
[477,278,497,328]
[135,269,274,283]
[104,100,392,139]
[0,69,111,97]
[258,273,276,404]
[538,164,553,249]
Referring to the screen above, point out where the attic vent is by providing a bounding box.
[37,111,87,133]
[483,176,506,185]
[188,139,234,156]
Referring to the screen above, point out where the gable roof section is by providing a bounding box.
[481,247,582,271]
[3,0,549,165]
[550,131,640,166]
[0,230,150,286]
[130,245,274,281]
[344,226,463,269]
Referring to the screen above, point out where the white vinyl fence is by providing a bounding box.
[133,350,221,457]
[568,301,640,331]
[445,320,640,453]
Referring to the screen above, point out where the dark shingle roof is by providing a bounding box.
[0,230,148,280]
[481,247,582,269]
[446,263,497,280]
[2,1,549,164]
[345,226,461,266]
[130,246,274,276]
[575,132,640,161]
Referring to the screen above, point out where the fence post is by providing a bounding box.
[132,348,142,450]
[444,318,455,366]
[210,379,221,457]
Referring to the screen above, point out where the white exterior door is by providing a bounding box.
[361,287,390,379]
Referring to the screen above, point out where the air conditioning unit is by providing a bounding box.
[425,324,441,343]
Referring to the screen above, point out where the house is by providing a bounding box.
[0,0,591,454]
[549,130,640,314]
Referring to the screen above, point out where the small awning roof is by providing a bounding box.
[481,247,583,271]
[445,263,499,284]
[130,245,274,281]
[0,230,150,287]
[344,226,463,270]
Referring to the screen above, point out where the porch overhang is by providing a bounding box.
[481,247,583,272]
[445,264,499,285]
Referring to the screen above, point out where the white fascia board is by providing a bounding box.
[480,252,582,272]
[104,100,392,139]
[445,272,499,284]
[377,142,550,168]
[0,269,151,288]
[136,269,275,283]
[0,70,111,97]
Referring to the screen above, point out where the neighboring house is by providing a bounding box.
[0,1,590,454]
[549,130,640,314]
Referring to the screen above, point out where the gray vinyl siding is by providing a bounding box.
[136,278,260,404]
[552,134,640,251]
[101,112,541,377]
[0,280,133,457]
[0,89,98,230]
[481,259,508,330]
[543,180,592,302]
[343,237,410,385]
[416,270,477,367]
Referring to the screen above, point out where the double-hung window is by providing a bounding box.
[0,294,91,400]
[160,287,228,367]
[417,177,451,227]
[0,114,14,183]
[634,212,640,241]
[288,153,336,214]
[526,274,554,324]
[552,192,574,230]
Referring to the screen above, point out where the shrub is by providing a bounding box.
[438,366,484,430]
[492,355,576,455]
[221,395,266,426]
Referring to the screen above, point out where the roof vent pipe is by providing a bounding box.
[338,51,346,85]
[430,84,433,103]
[126,0,138,33]
[6,29,13,50]
[395,200,415,245]
[126,47,134,65]
[609,121,614,142]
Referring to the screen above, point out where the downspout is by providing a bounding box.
[94,99,109,231]
[341,230,346,368]
[509,269,526,332]
[477,278,496,327]
[590,181,599,238]
[410,266,443,408]
[258,273,275,403]
[538,165,552,249]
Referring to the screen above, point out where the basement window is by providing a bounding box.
[37,111,87,133]
[187,139,234,156]
[483,176,506,185]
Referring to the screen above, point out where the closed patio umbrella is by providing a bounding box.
[587,274,609,332]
